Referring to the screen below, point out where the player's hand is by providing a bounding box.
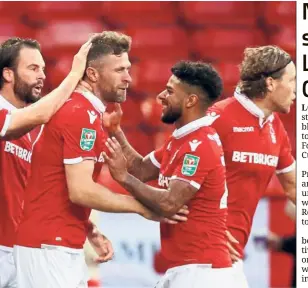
[163,205,189,224]
[103,137,127,182]
[226,230,241,263]
[264,231,282,251]
[87,226,114,263]
[70,37,93,78]
[142,205,189,224]
[102,103,123,133]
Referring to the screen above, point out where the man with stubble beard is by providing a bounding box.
[0,37,96,288]
[15,32,187,288]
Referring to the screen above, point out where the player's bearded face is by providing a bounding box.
[159,75,184,124]
[13,48,45,104]
[161,101,182,124]
[13,72,43,104]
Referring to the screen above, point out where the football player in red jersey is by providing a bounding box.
[206,45,296,287]
[15,32,187,288]
[0,37,93,288]
[0,38,93,140]
[151,46,296,288]
[103,61,236,288]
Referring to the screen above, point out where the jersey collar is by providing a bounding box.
[234,87,274,127]
[172,116,215,139]
[79,90,106,113]
[0,94,17,111]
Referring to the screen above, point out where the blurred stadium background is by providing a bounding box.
[0,1,296,287]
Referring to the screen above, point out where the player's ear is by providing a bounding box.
[85,67,99,83]
[265,77,275,93]
[2,67,14,84]
[186,94,198,108]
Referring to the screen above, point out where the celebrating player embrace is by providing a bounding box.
[103,61,236,288]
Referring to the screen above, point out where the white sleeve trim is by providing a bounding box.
[0,113,12,137]
[276,161,295,175]
[170,176,201,190]
[148,151,161,168]
[64,156,97,165]
[64,157,83,164]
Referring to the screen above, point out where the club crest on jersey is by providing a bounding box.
[181,154,200,176]
[80,128,96,151]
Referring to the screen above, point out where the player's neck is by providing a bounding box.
[76,82,107,106]
[0,86,26,108]
[251,97,273,119]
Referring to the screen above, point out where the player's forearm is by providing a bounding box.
[111,129,145,180]
[285,187,296,204]
[278,170,296,204]
[70,181,148,215]
[117,172,176,217]
[5,72,80,140]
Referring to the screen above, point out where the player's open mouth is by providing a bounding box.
[34,85,43,94]
[162,104,168,113]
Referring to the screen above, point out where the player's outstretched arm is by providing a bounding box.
[277,169,296,204]
[66,160,188,222]
[2,39,92,140]
[103,104,159,182]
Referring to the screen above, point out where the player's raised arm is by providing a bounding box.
[2,39,92,140]
[103,103,160,182]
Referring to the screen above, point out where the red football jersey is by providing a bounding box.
[0,97,32,249]
[149,117,231,269]
[206,92,295,256]
[17,91,107,249]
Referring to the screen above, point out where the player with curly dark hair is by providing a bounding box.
[102,60,236,287]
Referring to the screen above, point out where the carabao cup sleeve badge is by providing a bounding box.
[181,154,200,176]
[80,128,97,151]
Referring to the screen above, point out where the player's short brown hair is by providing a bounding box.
[238,45,292,99]
[0,37,41,89]
[86,31,132,68]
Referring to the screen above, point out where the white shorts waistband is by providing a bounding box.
[166,263,213,274]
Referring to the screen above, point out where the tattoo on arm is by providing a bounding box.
[118,173,197,217]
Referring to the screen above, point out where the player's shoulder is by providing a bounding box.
[59,92,92,114]
[207,97,238,115]
[57,92,96,117]
[206,97,241,128]
[52,92,100,127]
[182,126,222,154]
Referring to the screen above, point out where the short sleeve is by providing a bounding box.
[276,123,295,174]
[148,145,165,169]
[0,109,11,137]
[171,137,223,190]
[62,110,99,165]
[148,137,172,169]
